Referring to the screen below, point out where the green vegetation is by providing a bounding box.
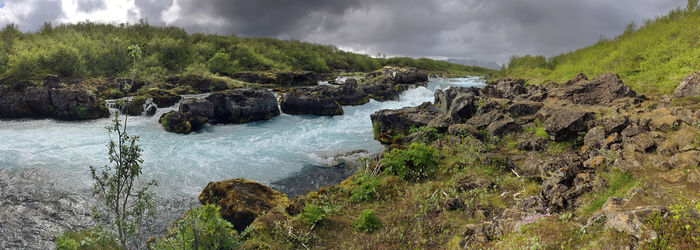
[151,204,245,250]
[524,119,549,138]
[55,227,119,250]
[89,113,157,249]
[300,204,328,225]
[349,174,381,203]
[644,195,700,249]
[579,169,640,216]
[352,209,382,233]
[498,2,700,94]
[380,143,440,181]
[0,22,490,85]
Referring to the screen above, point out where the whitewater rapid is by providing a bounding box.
[0,77,484,195]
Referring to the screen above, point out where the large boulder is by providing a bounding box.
[537,105,594,140]
[672,71,700,98]
[159,110,192,134]
[519,153,583,181]
[314,85,369,106]
[382,66,428,85]
[152,95,182,108]
[170,74,228,93]
[280,89,343,116]
[551,73,638,106]
[274,71,318,86]
[494,79,527,99]
[370,102,443,144]
[179,99,213,130]
[207,88,280,123]
[0,86,109,120]
[359,82,399,101]
[199,178,289,232]
[602,197,663,241]
[434,87,479,121]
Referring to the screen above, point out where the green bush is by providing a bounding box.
[352,209,382,233]
[300,204,327,225]
[55,227,119,250]
[381,143,440,181]
[207,51,232,74]
[350,174,381,203]
[151,204,244,250]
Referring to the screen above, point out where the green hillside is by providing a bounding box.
[0,21,490,84]
[499,3,700,95]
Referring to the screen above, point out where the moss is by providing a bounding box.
[74,106,87,118]
[578,169,640,216]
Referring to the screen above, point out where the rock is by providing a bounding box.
[179,99,214,118]
[448,123,480,137]
[475,98,511,116]
[444,197,466,211]
[584,126,607,150]
[315,85,369,106]
[49,88,110,120]
[688,169,700,184]
[672,71,700,98]
[280,89,343,116]
[649,114,681,132]
[42,75,62,89]
[668,150,700,169]
[602,197,663,241]
[621,124,649,139]
[520,153,583,181]
[434,87,479,120]
[123,96,147,116]
[228,72,276,84]
[174,74,228,93]
[159,110,192,134]
[537,106,593,141]
[479,86,501,98]
[382,66,428,85]
[370,102,443,144]
[552,73,637,105]
[207,88,280,123]
[494,79,527,98]
[274,71,319,86]
[459,222,498,247]
[486,117,522,137]
[152,95,182,108]
[426,114,458,132]
[199,178,289,232]
[145,105,157,116]
[541,168,592,211]
[455,176,494,192]
[359,82,399,101]
[466,110,505,129]
[506,101,543,117]
[564,73,588,85]
[285,197,306,216]
[658,127,700,155]
[344,78,358,85]
[600,116,630,134]
[624,133,656,153]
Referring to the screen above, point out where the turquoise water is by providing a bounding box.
[0,78,484,195]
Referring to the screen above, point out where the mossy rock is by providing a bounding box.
[199,178,289,232]
[159,110,191,134]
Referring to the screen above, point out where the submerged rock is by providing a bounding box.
[207,88,280,123]
[370,102,443,144]
[199,178,289,232]
[280,89,343,116]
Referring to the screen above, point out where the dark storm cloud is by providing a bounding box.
[76,0,105,13]
[164,0,686,63]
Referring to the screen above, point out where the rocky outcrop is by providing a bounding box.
[314,85,369,106]
[551,73,638,106]
[280,89,343,116]
[381,66,429,85]
[207,89,280,123]
[602,197,664,241]
[495,79,528,99]
[537,105,594,141]
[370,102,442,144]
[0,85,109,120]
[159,110,193,134]
[359,82,399,101]
[229,71,318,86]
[672,71,700,98]
[168,74,228,93]
[199,178,289,231]
[434,87,479,121]
[152,95,182,108]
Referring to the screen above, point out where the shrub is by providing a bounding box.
[55,227,119,250]
[151,204,244,250]
[350,174,381,203]
[352,209,382,233]
[644,197,699,249]
[300,204,327,225]
[207,51,232,74]
[381,143,440,181]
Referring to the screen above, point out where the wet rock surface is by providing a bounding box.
[206,88,280,123]
[0,85,109,120]
[280,89,344,116]
[0,168,196,250]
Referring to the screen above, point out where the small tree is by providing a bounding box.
[689,0,699,12]
[90,112,157,249]
[124,44,142,92]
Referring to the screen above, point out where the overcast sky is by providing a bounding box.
[0,0,687,64]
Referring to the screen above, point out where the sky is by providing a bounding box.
[0,0,688,65]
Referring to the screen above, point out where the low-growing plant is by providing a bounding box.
[643,196,699,249]
[381,143,440,181]
[352,209,382,233]
[300,204,327,226]
[151,204,246,250]
[578,169,640,216]
[55,226,119,250]
[350,174,381,203]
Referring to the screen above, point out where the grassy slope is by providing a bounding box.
[498,6,700,95]
[0,22,491,85]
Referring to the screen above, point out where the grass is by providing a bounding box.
[497,5,700,95]
[578,169,641,216]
